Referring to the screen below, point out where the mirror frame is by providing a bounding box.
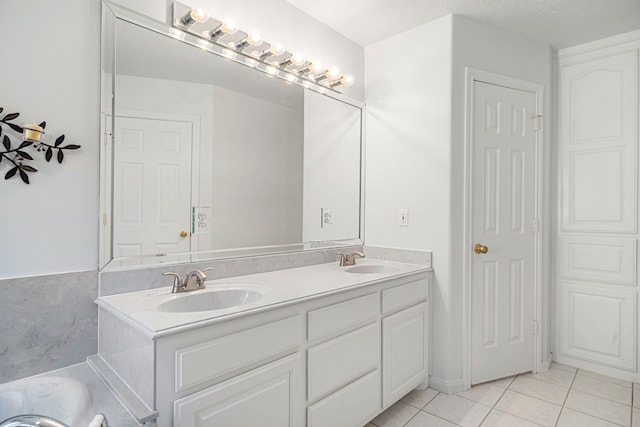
[99,0,366,270]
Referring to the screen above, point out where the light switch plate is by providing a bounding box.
[399,209,408,227]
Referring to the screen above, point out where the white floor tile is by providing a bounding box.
[564,390,631,427]
[509,376,570,405]
[371,401,420,427]
[455,382,506,407]
[551,362,577,374]
[364,424,377,427]
[633,408,640,427]
[405,411,458,427]
[424,393,491,427]
[572,374,632,405]
[556,408,622,427]
[494,390,561,427]
[480,409,542,427]
[577,369,633,388]
[520,368,575,387]
[401,388,439,409]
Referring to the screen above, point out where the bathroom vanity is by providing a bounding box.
[96,259,430,427]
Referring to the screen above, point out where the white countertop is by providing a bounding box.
[97,258,430,339]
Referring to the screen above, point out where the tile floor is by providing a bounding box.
[366,363,638,427]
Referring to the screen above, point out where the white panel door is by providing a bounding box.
[113,116,192,257]
[471,81,537,384]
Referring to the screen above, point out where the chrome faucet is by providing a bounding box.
[163,268,213,293]
[337,251,365,266]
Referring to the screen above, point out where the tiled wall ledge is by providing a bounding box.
[0,270,98,383]
[99,245,364,296]
[364,245,432,267]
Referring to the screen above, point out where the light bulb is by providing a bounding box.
[209,16,238,41]
[342,74,355,87]
[327,66,340,79]
[309,60,324,73]
[291,51,305,66]
[221,16,237,35]
[181,8,209,26]
[247,29,262,46]
[269,41,285,56]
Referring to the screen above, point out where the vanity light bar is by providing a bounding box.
[172,1,354,92]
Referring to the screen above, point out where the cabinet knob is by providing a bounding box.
[180,230,188,238]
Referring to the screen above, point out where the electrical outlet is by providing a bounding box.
[321,208,332,227]
[399,209,408,227]
[193,207,211,232]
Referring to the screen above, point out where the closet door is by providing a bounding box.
[557,45,638,372]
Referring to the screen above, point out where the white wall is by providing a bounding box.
[0,0,364,280]
[0,0,101,279]
[110,0,365,101]
[365,14,552,390]
[365,14,454,386]
[303,90,361,241]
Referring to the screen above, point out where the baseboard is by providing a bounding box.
[539,354,552,372]
[553,354,640,383]
[428,375,466,394]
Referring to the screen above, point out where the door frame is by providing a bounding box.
[101,110,201,266]
[462,67,547,389]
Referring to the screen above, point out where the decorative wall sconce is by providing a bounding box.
[0,107,81,184]
[172,2,355,92]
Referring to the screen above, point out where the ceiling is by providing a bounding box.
[283,0,640,49]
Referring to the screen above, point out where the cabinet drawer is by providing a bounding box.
[382,279,428,314]
[307,369,381,427]
[308,322,380,402]
[308,293,378,340]
[175,315,303,392]
[174,354,303,427]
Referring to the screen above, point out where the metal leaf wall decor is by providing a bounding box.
[0,107,81,184]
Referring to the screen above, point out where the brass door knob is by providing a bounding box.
[474,243,488,254]
[180,230,188,238]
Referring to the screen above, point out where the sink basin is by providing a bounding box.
[157,288,263,313]
[345,264,401,274]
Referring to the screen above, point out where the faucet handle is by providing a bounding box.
[163,272,184,293]
[336,252,347,266]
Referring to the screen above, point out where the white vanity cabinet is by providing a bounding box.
[155,313,306,427]
[99,266,430,427]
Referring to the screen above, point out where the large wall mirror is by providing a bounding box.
[99,2,364,269]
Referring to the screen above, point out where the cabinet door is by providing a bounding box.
[382,302,429,407]
[173,354,303,427]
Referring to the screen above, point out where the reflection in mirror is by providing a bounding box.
[100,4,363,269]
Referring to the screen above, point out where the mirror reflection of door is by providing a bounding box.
[112,115,193,257]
